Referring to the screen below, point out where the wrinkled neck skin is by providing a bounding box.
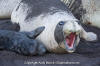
[18,11,77,53]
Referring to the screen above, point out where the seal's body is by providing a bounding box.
[0,0,97,53]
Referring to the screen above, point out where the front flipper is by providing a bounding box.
[80,27,98,41]
[25,26,45,39]
[0,27,46,56]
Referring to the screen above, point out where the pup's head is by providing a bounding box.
[54,20,82,53]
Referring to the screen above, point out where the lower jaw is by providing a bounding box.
[48,46,72,53]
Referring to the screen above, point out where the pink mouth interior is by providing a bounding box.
[66,33,76,48]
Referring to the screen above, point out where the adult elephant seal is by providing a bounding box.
[0,0,97,54]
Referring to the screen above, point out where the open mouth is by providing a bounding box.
[64,33,78,53]
[66,33,76,48]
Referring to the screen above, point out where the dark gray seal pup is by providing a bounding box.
[0,27,46,55]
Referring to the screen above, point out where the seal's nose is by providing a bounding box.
[63,21,81,35]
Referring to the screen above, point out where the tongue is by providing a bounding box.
[66,33,76,48]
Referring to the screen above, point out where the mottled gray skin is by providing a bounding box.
[0,27,46,56]
[20,0,72,20]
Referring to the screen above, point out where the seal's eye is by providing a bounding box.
[59,21,65,25]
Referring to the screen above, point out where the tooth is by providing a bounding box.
[76,32,79,35]
[76,30,81,35]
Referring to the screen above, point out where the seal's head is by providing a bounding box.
[54,20,82,53]
[35,12,82,53]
